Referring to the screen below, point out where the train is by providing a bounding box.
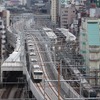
[32,65,43,82]
[70,67,97,99]
[25,32,43,83]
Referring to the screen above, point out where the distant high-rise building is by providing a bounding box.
[0,0,3,4]
[10,0,20,6]
[87,0,100,7]
[20,0,27,5]
[51,0,57,24]
[26,0,31,8]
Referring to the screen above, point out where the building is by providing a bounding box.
[26,0,31,8]
[87,0,100,7]
[0,6,11,63]
[79,18,100,85]
[21,0,27,5]
[50,0,76,27]
[2,10,10,28]
[10,0,20,6]
[60,4,76,28]
[51,0,57,24]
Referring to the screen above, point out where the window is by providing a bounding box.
[0,22,2,25]
[83,33,85,36]
[0,28,2,30]
[82,42,86,45]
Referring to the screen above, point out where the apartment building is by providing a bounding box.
[60,5,76,28]
[80,18,100,85]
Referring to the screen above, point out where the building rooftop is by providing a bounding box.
[56,28,76,41]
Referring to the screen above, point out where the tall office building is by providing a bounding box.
[51,0,57,24]
[51,0,72,25]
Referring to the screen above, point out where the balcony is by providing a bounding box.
[89,56,100,61]
[89,48,100,53]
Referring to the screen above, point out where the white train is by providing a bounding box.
[70,67,97,98]
[25,33,43,83]
[43,27,57,44]
[56,28,76,41]
[32,65,43,82]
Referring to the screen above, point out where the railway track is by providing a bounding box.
[29,32,52,100]
[1,85,13,99]
[0,84,24,99]
[30,31,64,100]
[14,85,23,98]
[14,88,23,98]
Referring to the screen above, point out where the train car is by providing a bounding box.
[28,46,35,52]
[56,28,76,41]
[43,27,57,44]
[29,52,36,56]
[30,57,37,63]
[71,67,97,98]
[54,28,66,43]
[28,42,34,47]
[32,65,43,82]
[26,33,43,83]
[27,40,31,43]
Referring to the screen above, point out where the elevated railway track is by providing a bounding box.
[5,14,86,99]
[25,31,64,100]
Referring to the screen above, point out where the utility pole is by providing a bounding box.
[58,63,60,100]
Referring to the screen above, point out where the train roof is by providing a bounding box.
[30,58,37,62]
[54,29,66,38]
[33,65,40,68]
[71,67,95,92]
[34,70,43,73]
[56,28,76,41]
[43,27,52,31]
[43,27,57,39]
[27,40,33,43]
[29,52,36,56]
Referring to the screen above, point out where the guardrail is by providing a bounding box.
[24,67,44,100]
[45,45,84,99]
